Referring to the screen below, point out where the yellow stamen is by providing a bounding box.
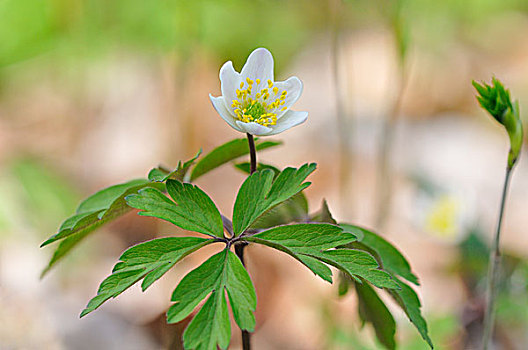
[231,77,287,127]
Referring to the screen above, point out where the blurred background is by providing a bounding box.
[1,0,528,349]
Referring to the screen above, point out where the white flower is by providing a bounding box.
[210,48,307,136]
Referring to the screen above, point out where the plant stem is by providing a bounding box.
[482,166,513,350]
[234,133,257,350]
[247,133,257,174]
[234,242,250,349]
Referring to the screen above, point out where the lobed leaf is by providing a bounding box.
[354,281,396,350]
[125,180,224,238]
[190,138,281,181]
[41,179,150,247]
[312,249,399,289]
[40,228,93,278]
[183,290,231,350]
[388,279,433,349]
[341,224,419,285]
[80,237,212,317]
[339,224,432,348]
[246,223,356,283]
[167,249,257,350]
[233,163,316,236]
[250,193,309,229]
[148,150,201,182]
[40,180,166,276]
[235,162,310,229]
[234,161,280,177]
[310,199,337,224]
[41,151,204,276]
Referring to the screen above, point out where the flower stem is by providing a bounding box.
[247,133,257,174]
[234,133,258,350]
[482,166,513,349]
[234,242,250,350]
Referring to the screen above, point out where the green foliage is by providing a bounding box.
[388,279,433,349]
[314,249,399,289]
[310,199,337,224]
[148,150,201,182]
[232,163,316,236]
[355,281,396,350]
[41,144,270,276]
[42,228,95,278]
[80,237,211,317]
[343,224,419,285]
[473,78,513,123]
[246,224,396,288]
[190,138,281,181]
[339,224,432,349]
[235,162,309,229]
[40,179,163,276]
[41,153,430,350]
[246,224,344,283]
[249,193,309,229]
[41,179,151,247]
[125,180,224,238]
[234,162,280,175]
[473,78,523,167]
[167,249,256,350]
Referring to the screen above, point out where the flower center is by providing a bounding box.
[232,78,288,127]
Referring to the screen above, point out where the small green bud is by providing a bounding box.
[473,78,524,168]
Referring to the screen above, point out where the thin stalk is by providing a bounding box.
[330,0,352,215]
[234,133,257,350]
[247,133,257,174]
[482,166,513,349]
[374,67,407,229]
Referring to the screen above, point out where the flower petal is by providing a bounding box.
[235,121,273,136]
[267,110,308,136]
[240,48,274,85]
[272,76,303,118]
[210,94,242,132]
[219,61,241,108]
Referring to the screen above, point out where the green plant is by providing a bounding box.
[41,48,433,350]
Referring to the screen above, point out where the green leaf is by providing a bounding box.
[183,290,230,350]
[190,138,281,181]
[246,223,356,283]
[233,163,316,235]
[354,281,396,350]
[125,180,224,238]
[388,279,434,349]
[250,193,309,229]
[310,199,337,224]
[40,228,93,278]
[41,179,152,247]
[247,224,397,288]
[148,150,201,182]
[234,162,280,176]
[80,237,211,317]
[167,249,256,350]
[338,225,432,347]
[40,179,165,276]
[312,249,400,289]
[41,151,201,276]
[473,78,523,167]
[235,162,309,229]
[341,224,419,285]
